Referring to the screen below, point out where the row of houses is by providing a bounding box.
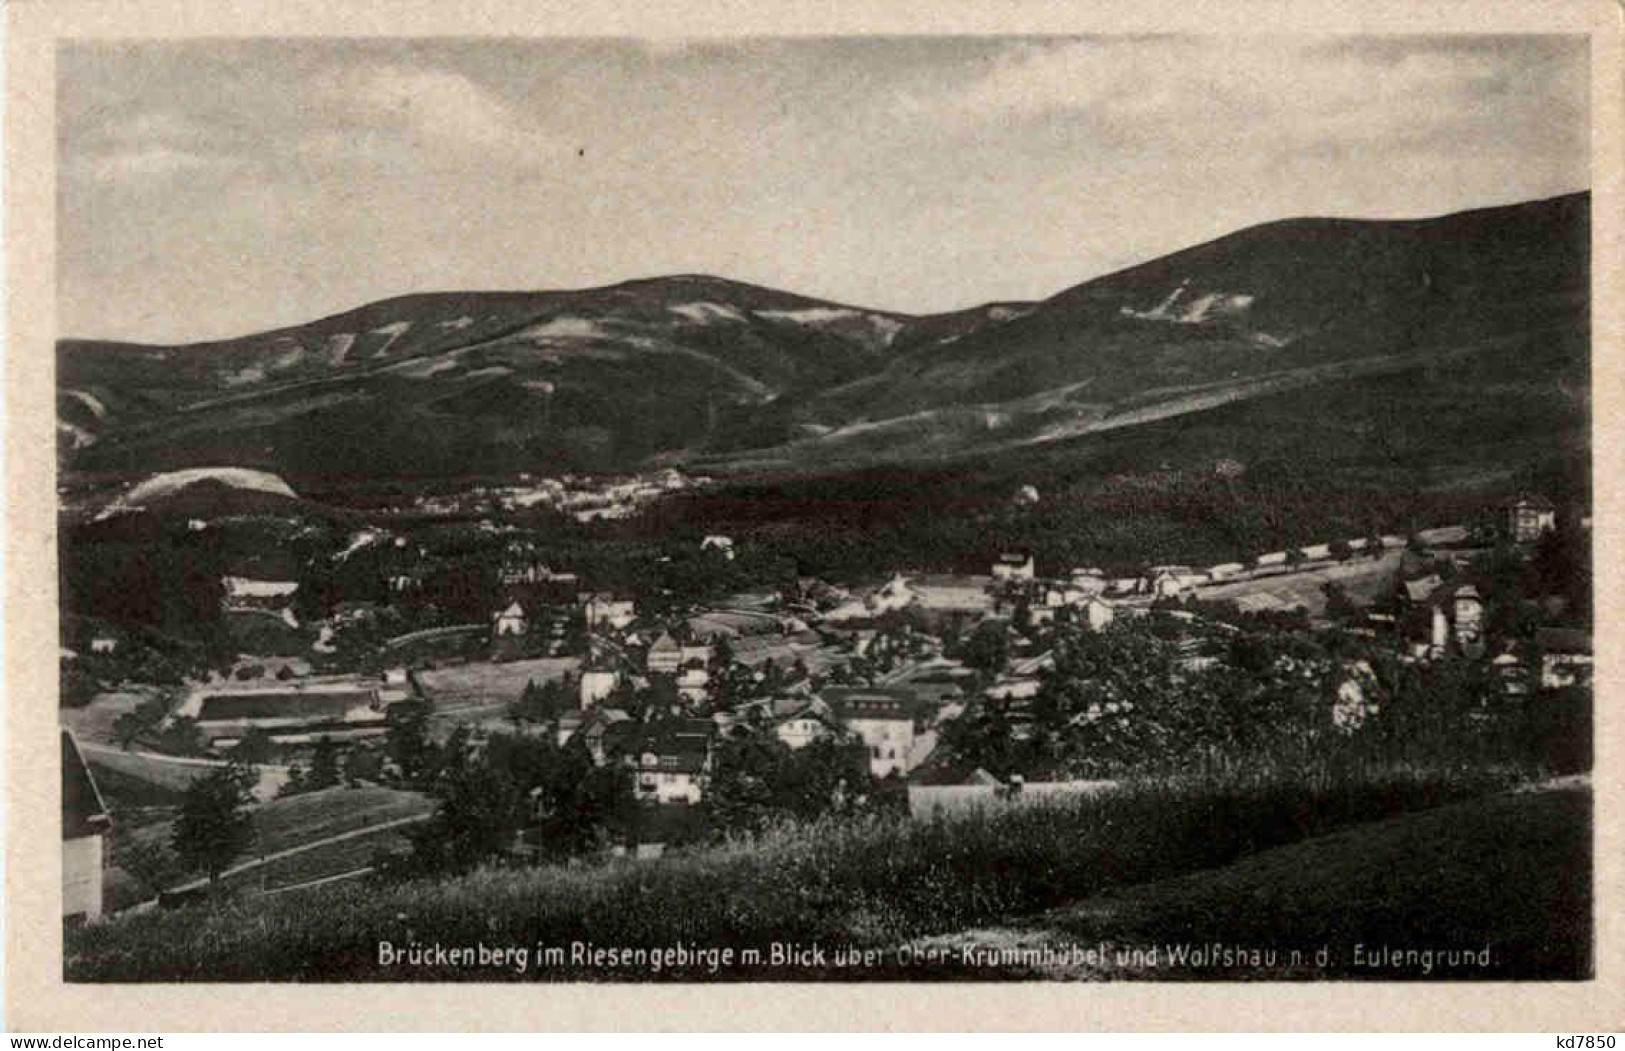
[179,670,418,749]
[556,677,941,810]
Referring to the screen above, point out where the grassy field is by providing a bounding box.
[114,785,433,900]
[216,821,425,895]
[1195,550,1404,615]
[83,748,219,795]
[239,786,432,857]
[82,745,289,804]
[61,690,159,748]
[66,761,1550,981]
[898,780,1590,980]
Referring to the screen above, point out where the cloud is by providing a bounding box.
[73,145,225,181]
[307,63,560,159]
[65,110,243,182]
[909,36,1586,159]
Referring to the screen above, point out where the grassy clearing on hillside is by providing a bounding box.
[67,761,1531,982]
[236,786,433,857]
[640,325,1587,580]
[416,658,580,707]
[78,759,191,810]
[83,750,214,797]
[216,824,422,894]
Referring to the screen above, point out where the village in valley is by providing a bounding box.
[59,470,1593,926]
[47,33,1596,983]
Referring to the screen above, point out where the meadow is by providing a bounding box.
[66,754,1559,982]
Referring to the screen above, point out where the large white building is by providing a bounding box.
[825,688,921,778]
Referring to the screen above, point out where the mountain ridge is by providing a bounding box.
[59,191,1589,481]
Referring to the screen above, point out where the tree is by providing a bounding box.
[111,692,171,751]
[278,762,307,799]
[406,766,518,872]
[154,715,205,757]
[116,834,185,897]
[385,701,434,785]
[959,622,1010,678]
[172,761,255,884]
[307,737,342,791]
[707,734,787,834]
[1322,581,1358,620]
[509,678,568,728]
[112,711,148,751]
[231,727,277,767]
[939,699,1023,777]
[344,746,384,786]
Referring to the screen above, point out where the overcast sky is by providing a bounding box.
[58,35,1588,343]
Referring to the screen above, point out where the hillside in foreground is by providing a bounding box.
[900,780,1591,980]
[65,768,1584,982]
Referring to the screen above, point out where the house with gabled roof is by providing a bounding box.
[753,697,844,750]
[823,686,924,778]
[1536,626,1591,689]
[626,719,714,804]
[646,632,683,675]
[1403,574,1444,605]
[1507,494,1557,544]
[992,552,1035,581]
[582,592,637,631]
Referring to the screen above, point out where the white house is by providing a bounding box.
[646,632,683,674]
[1150,571,1187,599]
[1507,495,1557,544]
[492,601,527,637]
[1064,570,1109,600]
[827,689,918,778]
[992,553,1035,582]
[701,535,736,561]
[222,576,300,603]
[1083,597,1116,633]
[62,731,110,924]
[676,666,711,704]
[1537,627,1592,689]
[985,676,1042,701]
[583,593,637,630]
[629,721,713,805]
[1453,585,1485,656]
[89,637,118,655]
[579,668,621,708]
[766,699,841,750]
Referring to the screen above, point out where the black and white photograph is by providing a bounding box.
[45,26,1599,989]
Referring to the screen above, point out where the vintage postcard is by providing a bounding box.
[7,0,1623,1032]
